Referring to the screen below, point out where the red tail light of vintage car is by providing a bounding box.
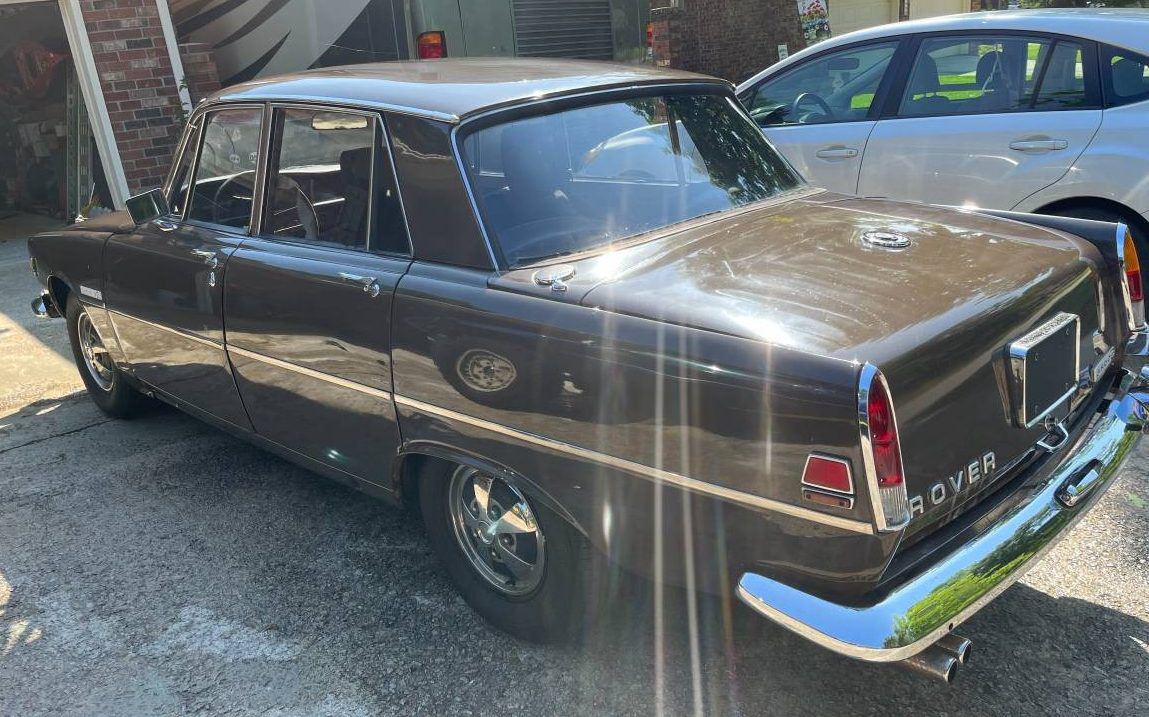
[860,364,910,532]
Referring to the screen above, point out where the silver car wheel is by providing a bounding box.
[77,311,115,392]
[448,466,545,596]
[455,349,517,393]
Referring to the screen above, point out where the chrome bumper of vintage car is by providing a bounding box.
[737,364,1149,663]
[31,291,61,319]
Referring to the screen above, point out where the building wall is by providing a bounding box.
[651,1,806,83]
[79,0,184,193]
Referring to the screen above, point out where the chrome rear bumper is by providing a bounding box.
[737,367,1148,663]
[31,292,61,319]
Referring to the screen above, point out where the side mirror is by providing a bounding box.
[125,188,170,225]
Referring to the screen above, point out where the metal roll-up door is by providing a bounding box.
[512,0,614,60]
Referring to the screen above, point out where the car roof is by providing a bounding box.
[211,58,726,123]
[738,9,1149,90]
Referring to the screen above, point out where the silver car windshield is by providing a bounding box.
[459,92,802,267]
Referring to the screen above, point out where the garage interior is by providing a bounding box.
[0,1,111,238]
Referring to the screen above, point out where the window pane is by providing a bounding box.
[461,94,802,267]
[1034,41,1087,109]
[187,108,262,229]
[748,42,897,126]
[264,108,378,250]
[168,117,201,216]
[1107,48,1149,103]
[900,36,1050,116]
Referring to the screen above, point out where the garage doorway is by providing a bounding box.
[0,1,117,237]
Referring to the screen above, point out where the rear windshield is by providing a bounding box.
[459,92,802,266]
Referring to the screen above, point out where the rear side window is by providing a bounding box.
[1103,46,1149,106]
[898,35,1092,117]
[187,108,263,229]
[263,107,408,254]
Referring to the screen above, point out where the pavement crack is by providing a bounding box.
[0,418,115,456]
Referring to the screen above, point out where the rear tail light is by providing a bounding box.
[1119,224,1145,329]
[1123,227,1142,301]
[859,363,910,532]
[802,454,853,494]
[416,31,446,59]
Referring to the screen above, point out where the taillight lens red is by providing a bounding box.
[862,365,910,532]
[416,31,446,59]
[867,377,903,488]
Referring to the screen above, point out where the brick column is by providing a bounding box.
[79,0,184,194]
[179,42,221,104]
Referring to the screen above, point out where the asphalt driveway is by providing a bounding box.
[1,225,1147,715]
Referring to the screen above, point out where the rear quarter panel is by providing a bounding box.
[391,262,898,594]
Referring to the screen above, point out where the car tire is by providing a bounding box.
[418,459,610,642]
[65,294,150,418]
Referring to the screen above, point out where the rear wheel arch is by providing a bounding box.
[47,275,71,313]
[1034,197,1149,237]
[392,443,591,541]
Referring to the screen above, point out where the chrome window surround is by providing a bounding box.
[858,362,911,533]
[447,83,803,271]
[177,103,267,232]
[161,113,203,215]
[1006,312,1081,429]
[800,452,855,495]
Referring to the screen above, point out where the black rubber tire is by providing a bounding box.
[65,294,150,418]
[418,459,609,643]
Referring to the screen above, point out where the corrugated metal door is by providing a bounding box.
[512,0,614,60]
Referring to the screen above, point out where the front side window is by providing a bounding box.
[263,108,394,251]
[1103,45,1149,106]
[899,35,1089,117]
[167,116,201,216]
[187,108,263,229]
[745,42,898,127]
[460,93,802,267]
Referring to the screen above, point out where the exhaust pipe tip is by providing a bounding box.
[935,633,972,665]
[896,645,960,684]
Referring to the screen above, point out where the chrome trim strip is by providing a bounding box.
[858,363,910,533]
[394,394,873,534]
[107,308,220,350]
[213,95,460,124]
[228,345,392,400]
[738,371,1148,661]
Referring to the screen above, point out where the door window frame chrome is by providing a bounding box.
[178,102,269,234]
[254,101,413,258]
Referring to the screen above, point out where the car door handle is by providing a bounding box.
[190,249,219,269]
[1008,139,1068,152]
[815,146,859,160]
[339,272,381,298]
[154,218,178,232]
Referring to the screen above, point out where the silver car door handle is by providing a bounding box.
[1009,139,1069,152]
[815,146,859,159]
[190,249,219,269]
[154,218,178,231]
[339,272,381,298]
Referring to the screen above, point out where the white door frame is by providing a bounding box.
[1,0,187,208]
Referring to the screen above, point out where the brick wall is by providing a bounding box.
[79,0,183,193]
[179,42,220,104]
[652,0,807,83]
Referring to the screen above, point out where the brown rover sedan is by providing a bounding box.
[27,58,1149,682]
